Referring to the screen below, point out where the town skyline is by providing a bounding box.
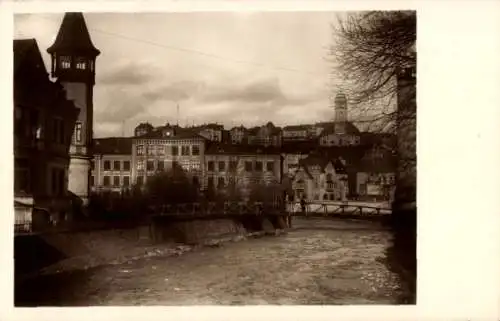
[14,12,392,138]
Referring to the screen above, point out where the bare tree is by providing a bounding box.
[331,11,417,303]
[329,11,416,133]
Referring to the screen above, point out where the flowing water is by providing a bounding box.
[15,218,404,306]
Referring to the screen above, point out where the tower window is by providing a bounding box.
[75,122,82,143]
[76,58,87,70]
[60,56,71,69]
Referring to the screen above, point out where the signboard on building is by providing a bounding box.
[366,183,383,196]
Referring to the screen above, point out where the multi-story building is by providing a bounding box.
[91,137,133,194]
[131,127,206,188]
[247,122,282,147]
[355,145,397,201]
[14,38,80,230]
[204,144,282,196]
[291,155,348,202]
[282,124,309,142]
[229,125,248,144]
[134,122,154,137]
[197,123,224,142]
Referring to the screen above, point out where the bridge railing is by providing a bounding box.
[288,201,392,216]
[149,201,285,217]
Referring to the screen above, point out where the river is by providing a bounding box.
[15,218,404,306]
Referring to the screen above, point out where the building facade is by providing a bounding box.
[229,125,248,144]
[282,125,309,142]
[131,127,206,188]
[47,12,100,206]
[291,156,348,202]
[91,138,133,194]
[204,144,282,197]
[14,39,80,230]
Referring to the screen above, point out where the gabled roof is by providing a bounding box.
[47,12,100,56]
[93,137,133,155]
[14,39,47,75]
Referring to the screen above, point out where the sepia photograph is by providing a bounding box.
[12,10,416,306]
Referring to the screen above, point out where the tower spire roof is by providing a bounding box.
[47,12,100,57]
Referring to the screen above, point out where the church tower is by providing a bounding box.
[47,12,100,205]
[334,92,348,123]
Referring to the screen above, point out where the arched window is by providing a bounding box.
[326,174,333,182]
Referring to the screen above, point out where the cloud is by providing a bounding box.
[143,81,204,102]
[199,77,320,107]
[98,60,158,85]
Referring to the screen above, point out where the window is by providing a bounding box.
[137,160,144,170]
[157,146,165,156]
[136,176,144,186]
[181,146,190,156]
[123,176,130,187]
[123,161,130,171]
[207,177,214,187]
[113,161,121,171]
[217,177,225,189]
[104,160,111,171]
[245,161,253,172]
[218,161,226,172]
[157,160,164,171]
[255,161,263,172]
[113,176,120,187]
[136,145,144,155]
[192,145,200,156]
[171,145,179,156]
[266,161,274,172]
[75,58,87,70]
[229,161,237,171]
[75,122,82,143]
[323,194,328,200]
[147,160,155,171]
[15,168,30,193]
[103,176,110,186]
[207,161,214,172]
[90,175,94,186]
[60,56,71,69]
[91,160,95,170]
[326,173,333,182]
[147,145,155,156]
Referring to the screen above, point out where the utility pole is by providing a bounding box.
[176,102,180,127]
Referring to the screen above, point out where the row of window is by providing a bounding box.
[136,144,200,156]
[136,160,201,172]
[59,56,94,71]
[93,160,131,171]
[92,175,130,187]
[207,160,274,172]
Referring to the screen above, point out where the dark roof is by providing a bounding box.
[14,39,79,119]
[230,125,247,131]
[205,143,281,155]
[14,39,47,75]
[283,124,309,131]
[93,137,133,155]
[135,127,205,140]
[47,12,100,56]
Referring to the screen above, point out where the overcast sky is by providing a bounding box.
[14,12,357,138]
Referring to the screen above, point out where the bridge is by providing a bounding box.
[149,200,391,219]
[14,200,392,236]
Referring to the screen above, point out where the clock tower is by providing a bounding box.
[47,12,100,206]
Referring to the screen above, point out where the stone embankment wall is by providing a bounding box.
[15,215,288,277]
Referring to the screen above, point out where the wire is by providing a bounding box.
[32,14,328,78]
